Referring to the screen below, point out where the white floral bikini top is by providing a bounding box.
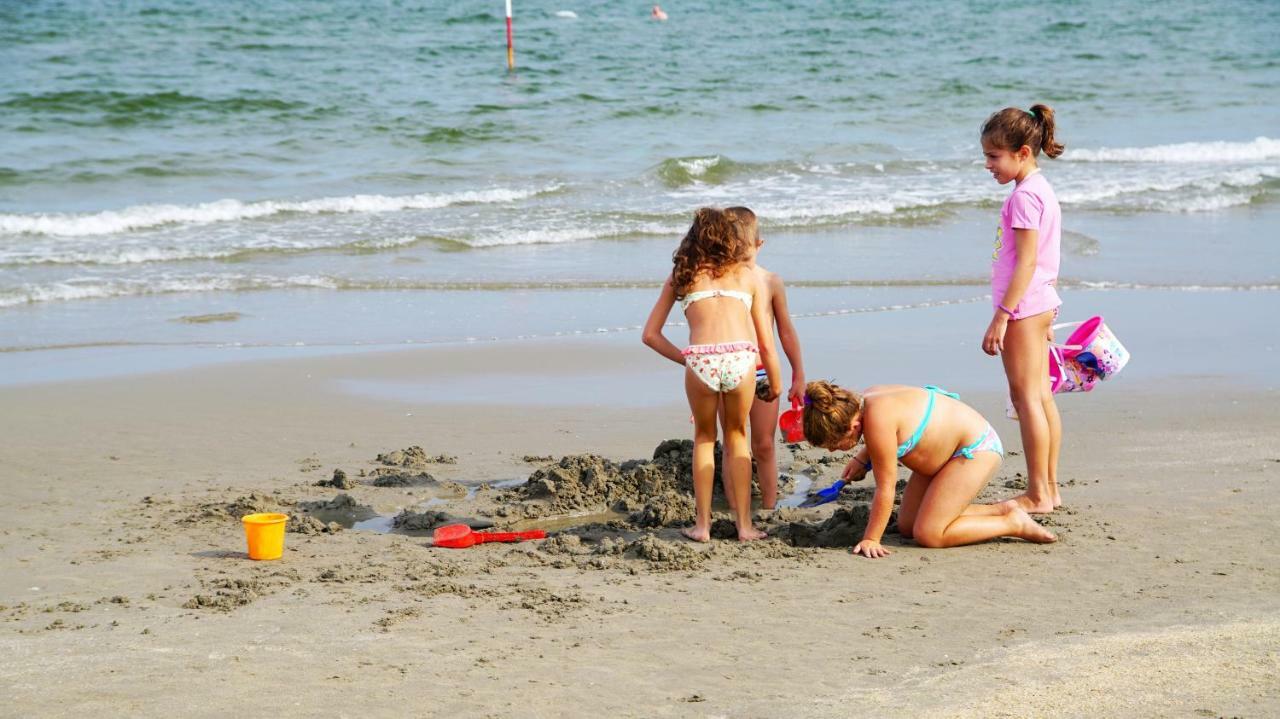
[679,289,753,313]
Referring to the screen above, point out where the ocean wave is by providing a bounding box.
[655,155,742,187]
[0,234,428,267]
[1058,168,1279,210]
[688,161,1276,224]
[0,274,353,308]
[0,90,305,114]
[0,90,313,127]
[1067,137,1280,163]
[413,121,540,145]
[0,186,554,237]
[448,221,683,248]
[1068,280,1280,291]
[6,274,1272,309]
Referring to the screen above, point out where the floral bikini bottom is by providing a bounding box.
[682,341,759,393]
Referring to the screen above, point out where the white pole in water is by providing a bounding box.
[505,0,515,70]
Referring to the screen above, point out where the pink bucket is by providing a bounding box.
[1049,345,1098,394]
[1046,316,1130,395]
[1058,316,1130,377]
[1009,314,1132,415]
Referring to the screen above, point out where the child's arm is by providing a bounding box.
[852,414,898,558]
[841,446,872,482]
[769,275,806,403]
[983,228,1038,356]
[751,276,782,402]
[641,278,685,365]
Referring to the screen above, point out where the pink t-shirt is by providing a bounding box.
[992,171,1062,319]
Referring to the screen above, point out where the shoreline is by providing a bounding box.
[2,283,1277,390]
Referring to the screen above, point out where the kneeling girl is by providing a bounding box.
[802,380,1055,558]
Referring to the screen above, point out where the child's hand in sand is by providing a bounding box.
[852,539,891,558]
[841,455,870,481]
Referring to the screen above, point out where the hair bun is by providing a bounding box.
[803,380,834,408]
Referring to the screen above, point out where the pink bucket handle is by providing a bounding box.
[1052,316,1105,356]
[1047,345,1067,393]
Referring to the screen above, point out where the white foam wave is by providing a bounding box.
[4,273,1275,309]
[678,156,723,177]
[0,187,551,237]
[460,221,681,248]
[0,274,342,308]
[688,160,1275,225]
[1057,167,1278,210]
[1068,137,1280,164]
[1069,280,1280,291]
[0,234,425,266]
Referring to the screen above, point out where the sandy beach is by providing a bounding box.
[4,3,1278,715]
[2,296,1278,718]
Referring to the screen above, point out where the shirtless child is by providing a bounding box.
[720,207,806,511]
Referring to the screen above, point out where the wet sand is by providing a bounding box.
[2,298,1279,717]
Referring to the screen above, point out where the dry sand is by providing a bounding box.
[1,339,1278,718]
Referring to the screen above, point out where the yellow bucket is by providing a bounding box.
[241,513,289,560]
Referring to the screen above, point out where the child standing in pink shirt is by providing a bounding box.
[980,104,1066,514]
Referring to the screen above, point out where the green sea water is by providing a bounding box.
[0,0,1277,367]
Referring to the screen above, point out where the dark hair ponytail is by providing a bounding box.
[1028,104,1064,159]
[982,104,1066,159]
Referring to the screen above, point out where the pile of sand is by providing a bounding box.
[486,439,795,528]
[376,446,457,466]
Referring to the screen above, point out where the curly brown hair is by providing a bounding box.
[670,207,752,299]
[981,104,1065,159]
[802,380,864,447]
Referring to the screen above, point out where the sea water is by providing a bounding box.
[1,0,1277,381]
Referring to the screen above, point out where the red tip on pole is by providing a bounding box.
[505,1,515,70]
[506,17,514,70]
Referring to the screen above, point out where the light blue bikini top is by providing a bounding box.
[896,385,960,458]
[679,289,753,313]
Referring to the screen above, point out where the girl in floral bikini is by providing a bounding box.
[642,207,782,542]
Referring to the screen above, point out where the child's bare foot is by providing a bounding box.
[737,526,768,541]
[1009,508,1056,544]
[681,525,711,543]
[999,493,1055,514]
[1051,488,1063,508]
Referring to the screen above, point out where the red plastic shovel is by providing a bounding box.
[779,399,805,443]
[432,523,546,549]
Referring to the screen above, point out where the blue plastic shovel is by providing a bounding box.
[801,479,846,507]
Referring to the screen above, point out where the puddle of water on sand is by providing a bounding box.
[324,479,528,534]
[466,477,525,500]
[508,510,629,533]
[778,473,814,509]
[352,514,396,532]
[307,507,379,528]
[336,471,814,536]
